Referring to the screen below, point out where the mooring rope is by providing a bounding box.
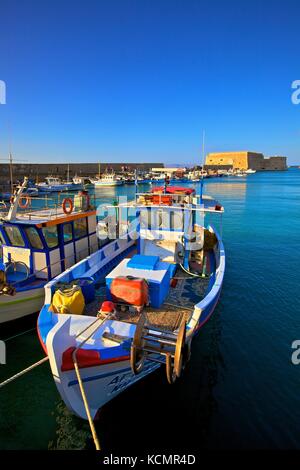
[0,356,49,389]
[3,327,35,342]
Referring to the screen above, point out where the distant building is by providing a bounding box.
[205,151,287,171]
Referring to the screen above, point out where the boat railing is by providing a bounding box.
[4,243,102,288]
[102,201,224,214]
[10,193,118,221]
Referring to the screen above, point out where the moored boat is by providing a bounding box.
[37,185,225,421]
[37,176,83,192]
[91,172,123,187]
[0,179,99,323]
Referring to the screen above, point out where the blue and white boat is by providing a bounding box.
[37,176,83,192]
[0,179,99,323]
[37,185,225,423]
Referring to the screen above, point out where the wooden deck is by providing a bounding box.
[85,269,210,331]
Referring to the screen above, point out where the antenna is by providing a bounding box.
[202,130,205,167]
[0,125,27,194]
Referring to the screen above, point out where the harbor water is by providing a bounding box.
[1,169,300,450]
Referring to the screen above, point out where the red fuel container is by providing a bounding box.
[110,277,149,307]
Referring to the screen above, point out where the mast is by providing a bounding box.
[7,177,28,221]
[200,130,205,204]
[9,152,13,195]
[67,164,70,182]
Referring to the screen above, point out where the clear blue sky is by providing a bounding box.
[0,0,299,165]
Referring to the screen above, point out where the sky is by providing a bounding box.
[0,0,299,165]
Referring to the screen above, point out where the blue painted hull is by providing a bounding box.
[38,183,83,192]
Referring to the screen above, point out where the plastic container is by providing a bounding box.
[106,259,171,308]
[127,255,159,270]
[110,276,149,306]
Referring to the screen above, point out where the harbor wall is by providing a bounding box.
[0,162,164,187]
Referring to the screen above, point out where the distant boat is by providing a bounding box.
[37,176,83,192]
[245,169,256,174]
[92,172,123,187]
[73,176,94,188]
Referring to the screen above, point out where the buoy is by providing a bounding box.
[18,195,30,209]
[62,198,73,215]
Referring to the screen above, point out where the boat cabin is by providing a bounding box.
[0,191,99,286]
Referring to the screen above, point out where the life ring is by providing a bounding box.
[19,196,30,209]
[62,198,73,215]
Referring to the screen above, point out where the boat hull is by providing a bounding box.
[47,316,160,420]
[37,184,83,192]
[0,287,45,323]
[93,182,122,187]
[47,279,223,420]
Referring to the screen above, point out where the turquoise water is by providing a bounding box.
[1,169,300,450]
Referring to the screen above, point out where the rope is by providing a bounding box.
[0,356,49,389]
[71,312,115,451]
[3,327,35,342]
[72,359,101,451]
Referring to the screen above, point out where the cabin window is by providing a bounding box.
[4,226,25,247]
[25,227,43,249]
[42,225,58,248]
[63,223,73,243]
[74,218,87,239]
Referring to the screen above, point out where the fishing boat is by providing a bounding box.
[0,179,99,323]
[245,169,256,174]
[73,176,94,188]
[92,172,123,187]
[235,170,246,177]
[37,176,83,192]
[37,184,225,421]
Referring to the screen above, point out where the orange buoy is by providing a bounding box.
[62,198,73,215]
[18,196,30,209]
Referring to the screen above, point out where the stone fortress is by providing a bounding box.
[205,151,287,171]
